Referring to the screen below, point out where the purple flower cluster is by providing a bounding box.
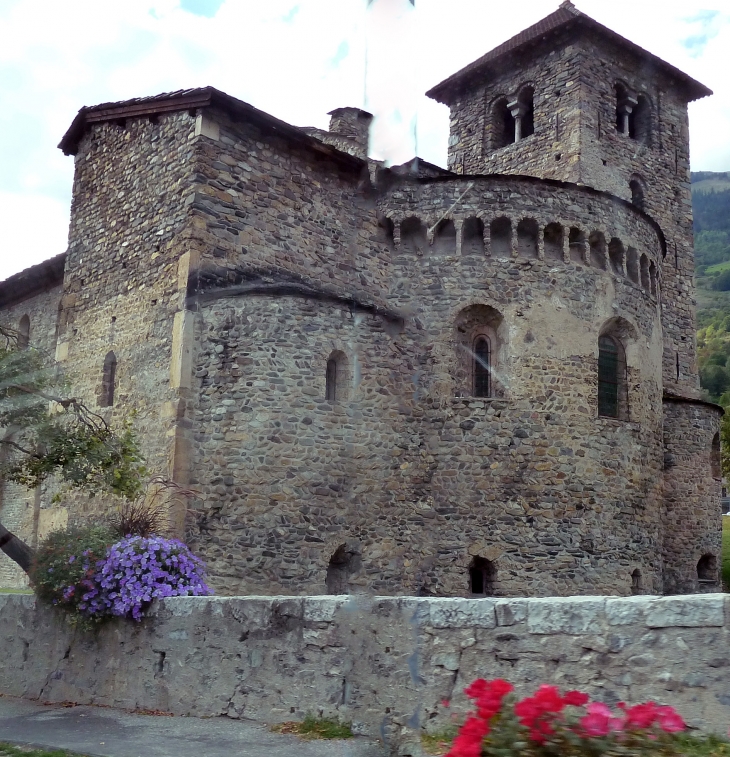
[92,536,213,621]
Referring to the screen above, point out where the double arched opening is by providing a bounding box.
[491,85,534,149]
[615,83,652,146]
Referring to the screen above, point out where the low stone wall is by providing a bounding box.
[2,593,730,750]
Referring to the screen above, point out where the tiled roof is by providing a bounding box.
[426,1,711,104]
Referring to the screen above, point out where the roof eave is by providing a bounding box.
[58,88,367,172]
[426,15,711,105]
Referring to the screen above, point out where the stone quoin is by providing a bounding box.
[0,2,722,597]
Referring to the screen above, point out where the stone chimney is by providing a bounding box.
[327,107,373,159]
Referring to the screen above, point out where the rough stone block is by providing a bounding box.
[606,596,648,626]
[495,599,527,626]
[527,597,605,635]
[645,595,725,628]
[303,596,349,622]
[428,599,496,629]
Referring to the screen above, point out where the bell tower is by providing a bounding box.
[426,0,711,395]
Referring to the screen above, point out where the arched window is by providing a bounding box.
[608,237,625,276]
[454,305,504,399]
[491,97,515,149]
[490,217,512,257]
[697,554,717,583]
[626,247,639,285]
[598,334,627,419]
[631,95,652,146]
[17,314,30,350]
[631,569,642,595]
[544,223,564,261]
[99,351,117,408]
[615,83,631,134]
[569,227,586,264]
[517,218,539,259]
[473,336,491,398]
[377,213,394,247]
[711,432,721,480]
[462,217,485,256]
[515,86,535,140]
[630,179,645,211]
[469,557,496,596]
[325,350,349,403]
[433,219,456,255]
[589,231,606,270]
[640,254,650,290]
[400,216,428,256]
[325,544,361,594]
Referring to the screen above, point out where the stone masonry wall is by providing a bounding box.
[184,173,671,598]
[49,110,200,528]
[662,399,723,594]
[2,593,730,751]
[0,285,63,588]
[187,107,388,308]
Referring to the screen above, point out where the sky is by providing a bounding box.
[0,0,729,281]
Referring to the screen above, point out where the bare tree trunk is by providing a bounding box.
[0,521,34,574]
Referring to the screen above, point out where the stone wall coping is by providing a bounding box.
[81,592,730,631]
[8,593,726,632]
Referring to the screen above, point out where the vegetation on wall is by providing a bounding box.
[693,174,730,477]
[0,324,146,573]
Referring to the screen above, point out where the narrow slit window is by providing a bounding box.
[598,336,620,418]
[326,357,338,401]
[100,351,117,408]
[469,557,495,596]
[473,336,491,398]
[631,569,642,595]
[18,314,30,350]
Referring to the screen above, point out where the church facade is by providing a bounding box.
[0,2,722,597]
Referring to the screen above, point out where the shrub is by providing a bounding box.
[109,499,168,539]
[30,525,117,623]
[446,678,688,757]
[95,535,212,621]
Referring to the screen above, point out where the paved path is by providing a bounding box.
[0,696,385,757]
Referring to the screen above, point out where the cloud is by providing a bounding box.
[179,0,224,18]
[1,0,729,281]
[330,40,350,68]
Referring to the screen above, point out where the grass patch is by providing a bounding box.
[705,261,730,275]
[673,733,730,756]
[417,731,730,757]
[422,727,458,755]
[271,714,353,740]
[721,515,730,591]
[0,589,33,595]
[0,743,89,756]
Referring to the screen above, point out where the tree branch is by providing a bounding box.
[0,522,34,574]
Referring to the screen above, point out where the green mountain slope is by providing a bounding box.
[693,172,730,404]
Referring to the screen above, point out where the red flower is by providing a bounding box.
[624,702,659,730]
[464,678,513,721]
[447,715,489,757]
[563,690,590,707]
[656,706,686,733]
[580,702,624,737]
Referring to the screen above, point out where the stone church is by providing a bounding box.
[0,1,722,597]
